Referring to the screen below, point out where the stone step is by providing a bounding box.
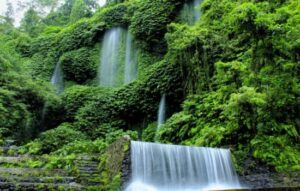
[0,176,76,184]
[0,156,31,167]
[0,167,69,177]
[0,181,83,191]
[77,167,98,171]
[78,173,100,177]
[0,146,19,156]
[74,162,98,165]
[0,156,31,162]
[75,163,98,167]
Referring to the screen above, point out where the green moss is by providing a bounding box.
[97,137,130,191]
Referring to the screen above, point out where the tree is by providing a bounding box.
[5,1,14,25]
[20,7,43,36]
[69,0,91,23]
[43,0,97,25]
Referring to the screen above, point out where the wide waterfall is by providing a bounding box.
[51,61,64,94]
[98,27,124,87]
[124,31,138,84]
[125,141,241,191]
[180,0,203,25]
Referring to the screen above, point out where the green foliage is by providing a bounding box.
[101,3,130,27]
[0,0,299,178]
[0,88,29,136]
[53,139,107,156]
[61,85,111,121]
[75,60,184,139]
[251,135,300,172]
[97,137,129,191]
[69,0,93,23]
[43,154,76,170]
[20,8,44,37]
[38,123,87,153]
[19,141,43,155]
[21,123,87,154]
[157,0,300,172]
[130,0,184,49]
[56,18,105,52]
[60,47,97,83]
[142,122,157,142]
[0,70,63,141]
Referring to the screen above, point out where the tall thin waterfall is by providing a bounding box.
[51,61,64,94]
[124,31,138,84]
[126,141,241,191]
[99,27,123,87]
[155,95,166,141]
[193,0,202,22]
[157,95,166,127]
[180,0,203,25]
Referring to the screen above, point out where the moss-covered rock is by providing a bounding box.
[97,136,130,191]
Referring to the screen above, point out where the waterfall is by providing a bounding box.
[98,27,123,87]
[98,27,138,87]
[155,95,166,141]
[124,31,138,84]
[51,61,64,94]
[193,0,202,22]
[125,141,241,191]
[180,0,203,25]
[157,95,166,127]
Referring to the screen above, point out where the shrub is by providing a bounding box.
[61,85,111,121]
[22,123,88,154]
[60,48,97,84]
[130,0,184,49]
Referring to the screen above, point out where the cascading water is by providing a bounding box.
[155,95,166,141]
[51,61,64,94]
[180,0,203,25]
[124,31,138,84]
[98,27,138,87]
[43,61,64,130]
[125,141,241,191]
[157,95,166,127]
[98,27,123,87]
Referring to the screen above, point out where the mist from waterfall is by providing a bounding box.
[125,141,241,191]
[51,61,64,94]
[180,0,203,25]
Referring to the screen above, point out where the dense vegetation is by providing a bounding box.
[0,0,299,189]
